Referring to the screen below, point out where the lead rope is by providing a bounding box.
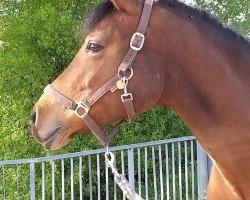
[105,149,145,200]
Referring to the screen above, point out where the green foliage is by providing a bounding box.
[195,0,250,38]
[0,0,102,160]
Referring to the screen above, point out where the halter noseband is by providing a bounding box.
[43,0,154,147]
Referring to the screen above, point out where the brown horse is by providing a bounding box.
[32,0,250,199]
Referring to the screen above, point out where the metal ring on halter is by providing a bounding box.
[118,68,134,80]
[73,101,90,118]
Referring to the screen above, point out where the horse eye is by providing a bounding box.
[86,42,103,53]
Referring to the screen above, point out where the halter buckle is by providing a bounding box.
[121,93,133,102]
[130,32,145,51]
[74,101,90,118]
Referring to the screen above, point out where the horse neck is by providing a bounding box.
[150,6,250,135]
[150,5,250,196]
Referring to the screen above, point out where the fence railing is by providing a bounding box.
[0,136,211,200]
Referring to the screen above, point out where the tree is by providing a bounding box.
[0,0,98,160]
[195,0,250,37]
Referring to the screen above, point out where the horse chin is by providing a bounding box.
[34,126,69,151]
[47,137,71,151]
[44,128,85,150]
[43,131,71,151]
[69,130,84,138]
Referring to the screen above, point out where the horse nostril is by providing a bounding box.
[31,109,37,127]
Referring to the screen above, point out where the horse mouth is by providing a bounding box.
[42,126,63,149]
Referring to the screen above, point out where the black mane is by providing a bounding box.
[158,0,250,48]
[83,0,249,48]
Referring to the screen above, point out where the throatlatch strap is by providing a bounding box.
[137,0,154,34]
[118,0,154,122]
[118,0,154,72]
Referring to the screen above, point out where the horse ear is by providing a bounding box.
[110,0,140,12]
[110,0,121,10]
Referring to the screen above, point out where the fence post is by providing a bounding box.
[30,162,36,200]
[128,148,135,190]
[197,142,210,200]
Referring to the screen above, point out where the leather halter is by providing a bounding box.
[43,0,154,147]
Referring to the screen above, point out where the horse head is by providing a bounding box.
[31,0,164,150]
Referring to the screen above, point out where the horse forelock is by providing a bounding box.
[82,1,115,37]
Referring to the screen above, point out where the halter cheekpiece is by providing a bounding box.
[43,0,154,147]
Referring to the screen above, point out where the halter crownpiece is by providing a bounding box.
[43,0,154,147]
